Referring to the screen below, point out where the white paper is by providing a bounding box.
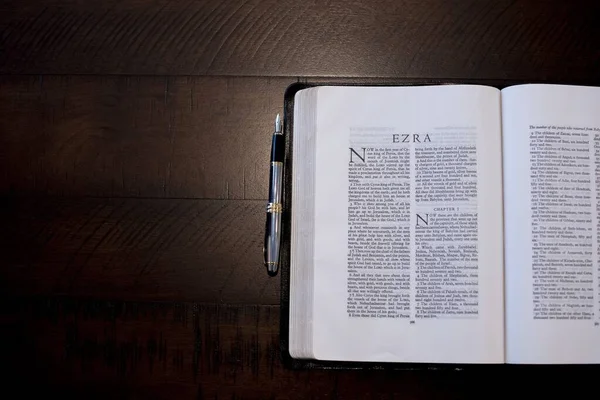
[310,85,505,363]
[502,84,600,364]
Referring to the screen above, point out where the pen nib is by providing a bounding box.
[275,113,282,133]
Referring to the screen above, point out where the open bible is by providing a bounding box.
[288,84,600,364]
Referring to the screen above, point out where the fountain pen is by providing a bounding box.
[264,114,284,276]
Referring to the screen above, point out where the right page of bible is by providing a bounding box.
[502,84,600,364]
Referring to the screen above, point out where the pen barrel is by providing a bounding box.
[268,159,284,203]
[264,211,282,276]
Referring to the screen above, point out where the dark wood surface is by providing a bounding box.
[2,0,600,80]
[1,0,599,398]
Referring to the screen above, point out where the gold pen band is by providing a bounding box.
[271,161,283,167]
[266,202,283,213]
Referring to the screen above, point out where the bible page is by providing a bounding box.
[311,85,504,363]
[503,84,600,364]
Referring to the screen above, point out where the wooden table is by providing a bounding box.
[1,0,599,398]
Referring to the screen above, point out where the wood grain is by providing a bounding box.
[0,196,279,304]
[0,297,472,399]
[0,75,289,200]
[1,0,599,79]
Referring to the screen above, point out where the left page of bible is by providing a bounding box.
[310,85,505,363]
